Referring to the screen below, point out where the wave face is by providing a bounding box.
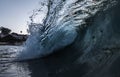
[16,0,117,60]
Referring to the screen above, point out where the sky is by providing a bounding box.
[0,0,40,34]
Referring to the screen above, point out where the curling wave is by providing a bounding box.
[16,0,117,60]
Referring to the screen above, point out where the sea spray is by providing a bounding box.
[16,0,117,60]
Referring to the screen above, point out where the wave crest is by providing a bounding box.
[17,0,117,60]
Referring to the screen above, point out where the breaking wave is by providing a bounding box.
[16,0,117,60]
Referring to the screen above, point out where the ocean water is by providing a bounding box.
[0,45,87,77]
[17,0,117,60]
[0,0,120,77]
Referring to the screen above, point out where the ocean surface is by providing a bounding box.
[0,0,120,77]
[0,45,85,77]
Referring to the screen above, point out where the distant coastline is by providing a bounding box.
[0,33,28,45]
[0,27,28,45]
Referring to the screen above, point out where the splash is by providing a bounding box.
[16,0,116,60]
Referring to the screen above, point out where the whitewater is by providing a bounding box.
[14,0,117,60]
[0,0,116,61]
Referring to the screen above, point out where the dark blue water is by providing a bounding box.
[0,46,88,77]
[1,0,120,77]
